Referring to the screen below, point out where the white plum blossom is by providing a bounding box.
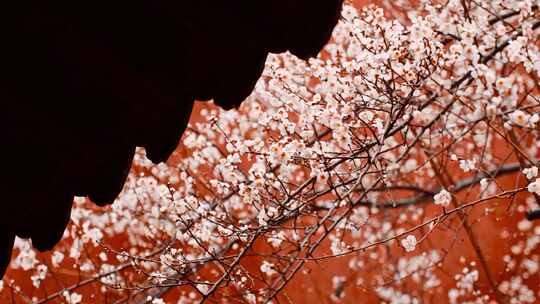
[30,264,48,288]
[401,235,418,253]
[260,261,277,277]
[518,220,533,232]
[51,251,65,267]
[13,239,38,271]
[509,110,539,127]
[528,178,540,196]
[63,291,83,304]
[523,167,538,180]
[459,159,476,173]
[267,231,286,249]
[434,190,452,207]
[245,293,257,304]
[456,269,479,293]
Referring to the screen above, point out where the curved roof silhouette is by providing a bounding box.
[0,0,344,277]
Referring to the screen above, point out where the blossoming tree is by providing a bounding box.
[3,0,540,303]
